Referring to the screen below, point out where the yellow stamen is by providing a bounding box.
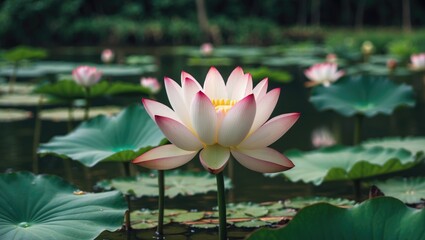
[211,98,237,113]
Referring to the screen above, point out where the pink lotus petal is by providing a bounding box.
[164,77,191,127]
[231,147,294,173]
[218,94,256,146]
[142,98,179,122]
[199,144,230,174]
[155,115,203,151]
[253,78,268,100]
[249,88,280,133]
[181,71,197,83]
[244,73,253,96]
[191,91,217,145]
[182,77,202,106]
[240,113,300,149]
[203,67,227,99]
[132,144,197,170]
[226,66,250,100]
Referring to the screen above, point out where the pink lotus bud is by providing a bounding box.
[101,49,114,63]
[304,63,345,87]
[72,66,102,87]
[200,43,213,56]
[311,128,336,148]
[386,59,398,71]
[410,53,425,71]
[140,77,161,93]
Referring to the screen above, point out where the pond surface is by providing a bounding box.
[1,46,425,239]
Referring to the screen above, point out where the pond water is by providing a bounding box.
[1,46,425,239]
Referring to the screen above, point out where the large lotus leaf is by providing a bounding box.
[284,197,356,209]
[267,146,417,185]
[310,76,415,117]
[247,197,425,240]
[96,171,232,198]
[35,80,152,100]
[0,171,126,240]
[362,137,425,159]
[375,177,425,204]
[38,105,166,167]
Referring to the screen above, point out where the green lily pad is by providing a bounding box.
[125,55,156,65]
[38,105,166,167]
[362,137,425,159]
[234,220,268,228]
[267,146,417,185]
[0,82,35,94]
[130,210,172,229]
[267,209,297,217]
[187,57,234,66]
[96,171,232,198]
[40,106,121,121]
[0,171,126,240]
[244,67,292,83]
[0,94,53,106]
[2,46,47,63]
[284,197,356,209]
[35,80,152,100]
[172,212,205,223]
[262,56,322,68]
[374,177,425,204]
[310,76,415,117]
[247,197,425,240]
[0,108,32,122]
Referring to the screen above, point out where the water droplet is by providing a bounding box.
[18,222,30,228]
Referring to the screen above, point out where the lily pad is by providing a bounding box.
[125,55,156,65]
[0,82,35,94]
[0,108,32,122]
[310,76,415,117]
[130,210,172,229]
[0,171,126,240]
[374,177,425,204]
[187,57,234,66]
[35,80,152,100]
[38,105,166,167]
[40,106,121,121]
[172,212,205,223]
[96,171,232,198]
[247,197,425,240]
[234,220,268,228]
[0,94,53,106]
[362,137,425,159]
[284,196,356,209]
[262,56,323,68]
[267,146,417,185]
[244,67,292,83]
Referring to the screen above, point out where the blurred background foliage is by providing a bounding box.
[0,0,424,48]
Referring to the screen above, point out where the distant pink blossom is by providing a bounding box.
[72,66,102,87]
[200,43,213,56]
[101,49,114,63]
[304,63,345,87]
[410,53,425,71]
[326,53,338,63]
[311,128,336,148]
[141,77,161,93]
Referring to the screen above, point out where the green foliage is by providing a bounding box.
[244,67,292,83]
[247,197,425,240]
[387,39,418,60]
[362,137,425,160]
[2,46,47,63]
[0,171,126,240]
[375,177,425,204]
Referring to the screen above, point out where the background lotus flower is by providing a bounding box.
[200,43,213,56]
[72,66,102,87]
[304,63,345,87]
[101,49,114,63]
[409,53,425,71]
[134,66,300,174]
[325,53,337,63]
[141,77,161,94]
[311,127,336,148]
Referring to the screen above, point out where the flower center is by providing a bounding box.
[211,99,237,113]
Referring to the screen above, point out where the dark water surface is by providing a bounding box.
[1,46,425,239]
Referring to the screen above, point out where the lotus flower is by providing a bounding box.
[304,63,345,87]
[409,53,425,71]
[141,77,161,94]
[200,43,213,56]
[72,66,102,87]
[311,127,336,148]
[101,49,114,63]
[133,67,300,174]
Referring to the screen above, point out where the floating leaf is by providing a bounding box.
[0,82,35,94]
[187,57,234,66]
[0,171,126,240]
[125,55,155,65]
[234,220,268,228]
[245,67,292,83]
[310,76,415,117]
[262,56,322,68]
[267,146,417,185]
[130,210,172,229]
[40,106,121,121]
[0,108,32,122]
[0,94,53,106]
[247,197,425,240]
[374,177,425,204]
[172,212,205,223]
[284,196,356,209]
[96,170,232,198]
[2,46,47,63]
[362,137,425,159]
[38,105,166,167]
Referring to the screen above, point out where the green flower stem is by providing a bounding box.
[353,114,364,145]
[32,96,43,173]
[216,171,227,240]
[156,170,165,237]
[122,162,131,231]
[84,87,91,121]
